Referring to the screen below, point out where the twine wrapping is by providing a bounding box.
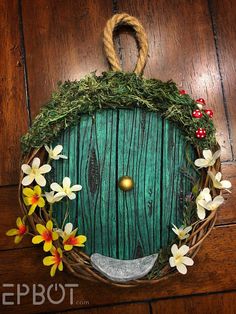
[103,13,149,74]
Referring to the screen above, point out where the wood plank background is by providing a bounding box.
[0,0,235,313]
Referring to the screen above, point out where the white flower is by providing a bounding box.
[50,177,82,200]
[172,224,192,240]
[45,144,67,160]
[55,222,74,237]
[45,191,60,204]
[198,195,224,214]
[21,157,51,187]
[208,171,232,190]
[169,244,194,274]
[196,188,212,219]
[194,149,221,168]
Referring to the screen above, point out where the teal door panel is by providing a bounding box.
[117,109,163,259]
[76,111,117,257]
[52,108,196,259]
[161,119,193,248]
[53,110,118,258]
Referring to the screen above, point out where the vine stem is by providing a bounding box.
[49,203,53,218]
[62,198,70,229]
[27,232,35,237]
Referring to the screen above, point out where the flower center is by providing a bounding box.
[31,194,40,204]
[32,168,40,175]
[18,224,27,235]
[175,254,183,265]
[53,250,62,265]
[64,236,77,246]
[179,230,185,238]
[63,187,71,194]
[42,230,52,242]
[209,204,217,211]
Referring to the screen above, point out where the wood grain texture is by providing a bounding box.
[52,108,196,259]
[210,0,236,159]
[117,110,196,259]
[21,0,113,118]
[0,0,28,185]
[161,120,195,247]
[78,111,117,258]
[217,162,236,224]
[117,109,163,259]
[53,110,118,258]
[151,291,236,314]
[115,0,232,161]
[58,303,150,314]
[0,186,31,250]
[1,224,236,313]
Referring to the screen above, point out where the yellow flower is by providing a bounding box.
[43,246,63,277]
[63,228,87,251]
[23,185,45,215]
[32,220,58,252]
[6,217,28,244]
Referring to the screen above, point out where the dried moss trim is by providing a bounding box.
[21,71,216,154]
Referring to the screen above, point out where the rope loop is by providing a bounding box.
[103,13,148,74]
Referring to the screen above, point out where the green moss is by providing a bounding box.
[21,71,216,154]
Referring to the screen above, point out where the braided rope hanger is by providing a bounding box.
[103,13,149,74]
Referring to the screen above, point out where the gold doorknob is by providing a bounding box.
[118,176,134,191]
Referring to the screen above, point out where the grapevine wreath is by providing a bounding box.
[7,13,232,287]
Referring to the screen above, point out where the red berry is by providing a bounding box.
[196,98,206,105]
[204,109,213,118]
[192,109,203,118]
[195,128,206,139]
[179,90,187,95]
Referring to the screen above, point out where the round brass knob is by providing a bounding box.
[118,176,134,191]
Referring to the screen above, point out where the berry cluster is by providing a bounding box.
[179,90,213,139]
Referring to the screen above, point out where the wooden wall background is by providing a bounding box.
[0,0,236,313]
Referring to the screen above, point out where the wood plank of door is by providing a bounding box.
[0,0,28,185]
[52,111,118,258]
[115,0,232,161]
[117,109,196,259]
[0,224,236,313]
[117,109,163,258]
[21,0,112,119]
[151,291,236,314]
[210,0,236,159]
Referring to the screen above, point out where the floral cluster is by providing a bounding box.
[6,145,86,277]
[169,148,232,275]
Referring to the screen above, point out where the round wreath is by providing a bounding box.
[7,13,232,287]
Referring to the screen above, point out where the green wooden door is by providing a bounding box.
[52,108,195,259]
